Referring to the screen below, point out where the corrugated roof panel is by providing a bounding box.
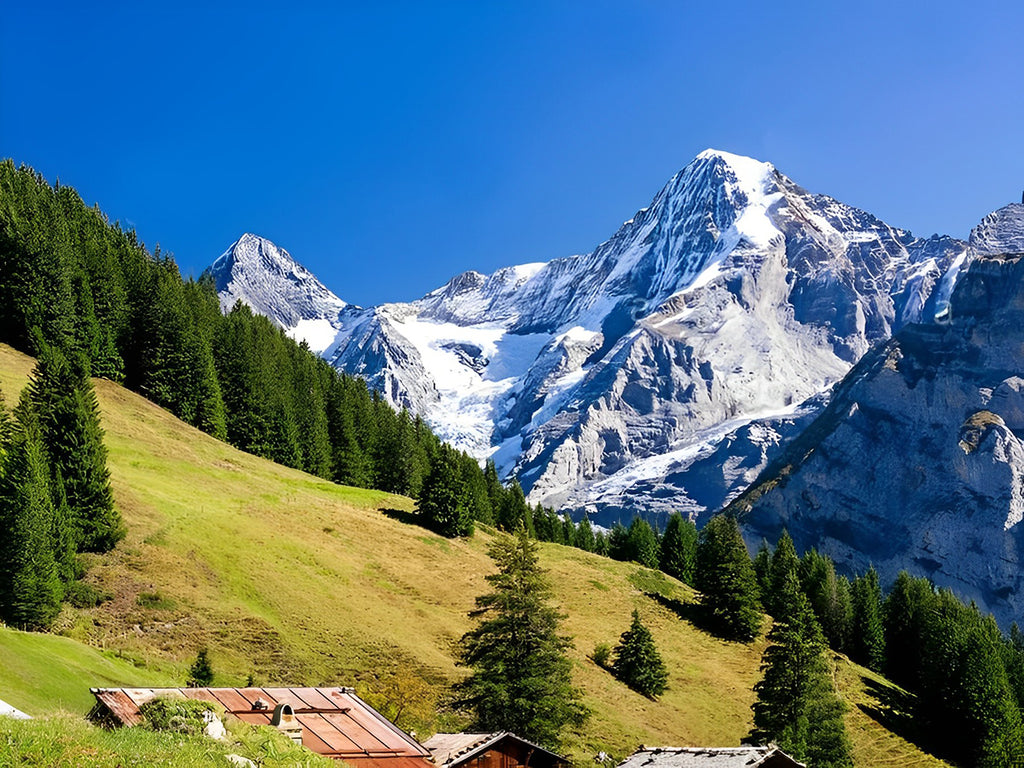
[303,712,363,753]
[289,687,339,710]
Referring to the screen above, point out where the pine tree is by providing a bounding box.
[659,512,697,584]
[22,340,123,552]
[882,570,933,691]
[694,515,763,642]
[575,515,596,553]
[753,539,771,599]
[766,530,799,618]
[625,518,660,568]
[187,648,215,687]
[456,526,588,748]
[611,609,668,698]
[750,571,852,768]
[800,549,853,654]
[607,522,629,561]
[496,480,533,535]
[418,444,473,538]
[851,566,885,672]
[0,407,64,629]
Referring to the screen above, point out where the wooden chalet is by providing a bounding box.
[90,686,434,767]
[616,746,805,768]
[423,732,569,768]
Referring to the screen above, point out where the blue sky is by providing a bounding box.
[3,2,1022,306]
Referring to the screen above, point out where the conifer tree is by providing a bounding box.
[766,530,799,618]
[611,609,668,698]
[418,444,473,538]
[575,515,596,553]
[187,648,215,687]
[800,549,853,654]
[625,518,660,568]
[496,480,533,535]
[851,566,885,672]
[882,570,932,691]
[753,539,772,599]
[750,570,852,768]
[0,407,64,629]
[694,515,762,641]
[659,512,697,584]
[561,513,577,548]
[23,339,122,552]
[460,453,493,525]
[456,525,588,748]
[607,522,630,561]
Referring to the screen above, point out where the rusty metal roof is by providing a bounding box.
[90,686,434,765]
[423,732,568,768]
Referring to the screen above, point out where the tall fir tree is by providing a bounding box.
[750,570,853,768]
[418,444,473,538]
[611,609,668,698]
[456,526,588,748]
[22,339,122,552]
[694,514,763,642]
[850,566,885,672]
[0,405,64,629]
[766,530,799,618]
[624,518,660,569]
[659,512,697,585]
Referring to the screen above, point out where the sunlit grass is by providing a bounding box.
[0,344,952,766]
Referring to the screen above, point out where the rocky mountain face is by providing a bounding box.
[206,232,347,353]
[729,204,1024,628]
[210,150,965,527]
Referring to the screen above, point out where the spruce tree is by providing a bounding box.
[187,648,215,687]
[625,518,660,569]
[766,530,799,618]
[750,571,852,768]
[456,525,588,748]
[660,512,697,584]
[694,515,762,642]
[611,609,668,698]
[23,340,122,552]
[575,515,596,553]
[418,444,473,538]
[0,408,64,629]
[851,566,885,672]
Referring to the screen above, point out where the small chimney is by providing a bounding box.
[270,703,303,745]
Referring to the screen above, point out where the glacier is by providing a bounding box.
[208,149,967,527]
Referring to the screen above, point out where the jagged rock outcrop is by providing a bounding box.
[729,204,1024,627]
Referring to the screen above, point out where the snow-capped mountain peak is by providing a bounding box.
[210,150,967,527]
[205,233,347,352]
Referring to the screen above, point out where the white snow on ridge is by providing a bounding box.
[287,318,341,353]
[384,312,552,454]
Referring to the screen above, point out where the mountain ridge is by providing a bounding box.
[209,149,965,527]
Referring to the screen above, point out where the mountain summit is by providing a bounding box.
[205,233,347,353]
[209,151,966,524]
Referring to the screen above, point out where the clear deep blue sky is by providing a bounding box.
[3,2,1022,306]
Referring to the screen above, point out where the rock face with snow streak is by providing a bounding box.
[205,233,347,352]
[212,151,965,524]
[729,203,1024,628]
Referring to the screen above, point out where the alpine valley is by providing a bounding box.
[207,150,1024,627]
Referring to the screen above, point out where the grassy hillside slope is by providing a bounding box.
[0,344,948,766]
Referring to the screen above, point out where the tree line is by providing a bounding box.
[0,160,516,523]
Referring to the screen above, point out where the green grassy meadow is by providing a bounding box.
[0,344,950,766]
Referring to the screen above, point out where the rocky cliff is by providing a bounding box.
[729,204,1024,626]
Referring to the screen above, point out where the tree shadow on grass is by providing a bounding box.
[380,507,422,527]
[857,676,945,762]
[645,591,717,635]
